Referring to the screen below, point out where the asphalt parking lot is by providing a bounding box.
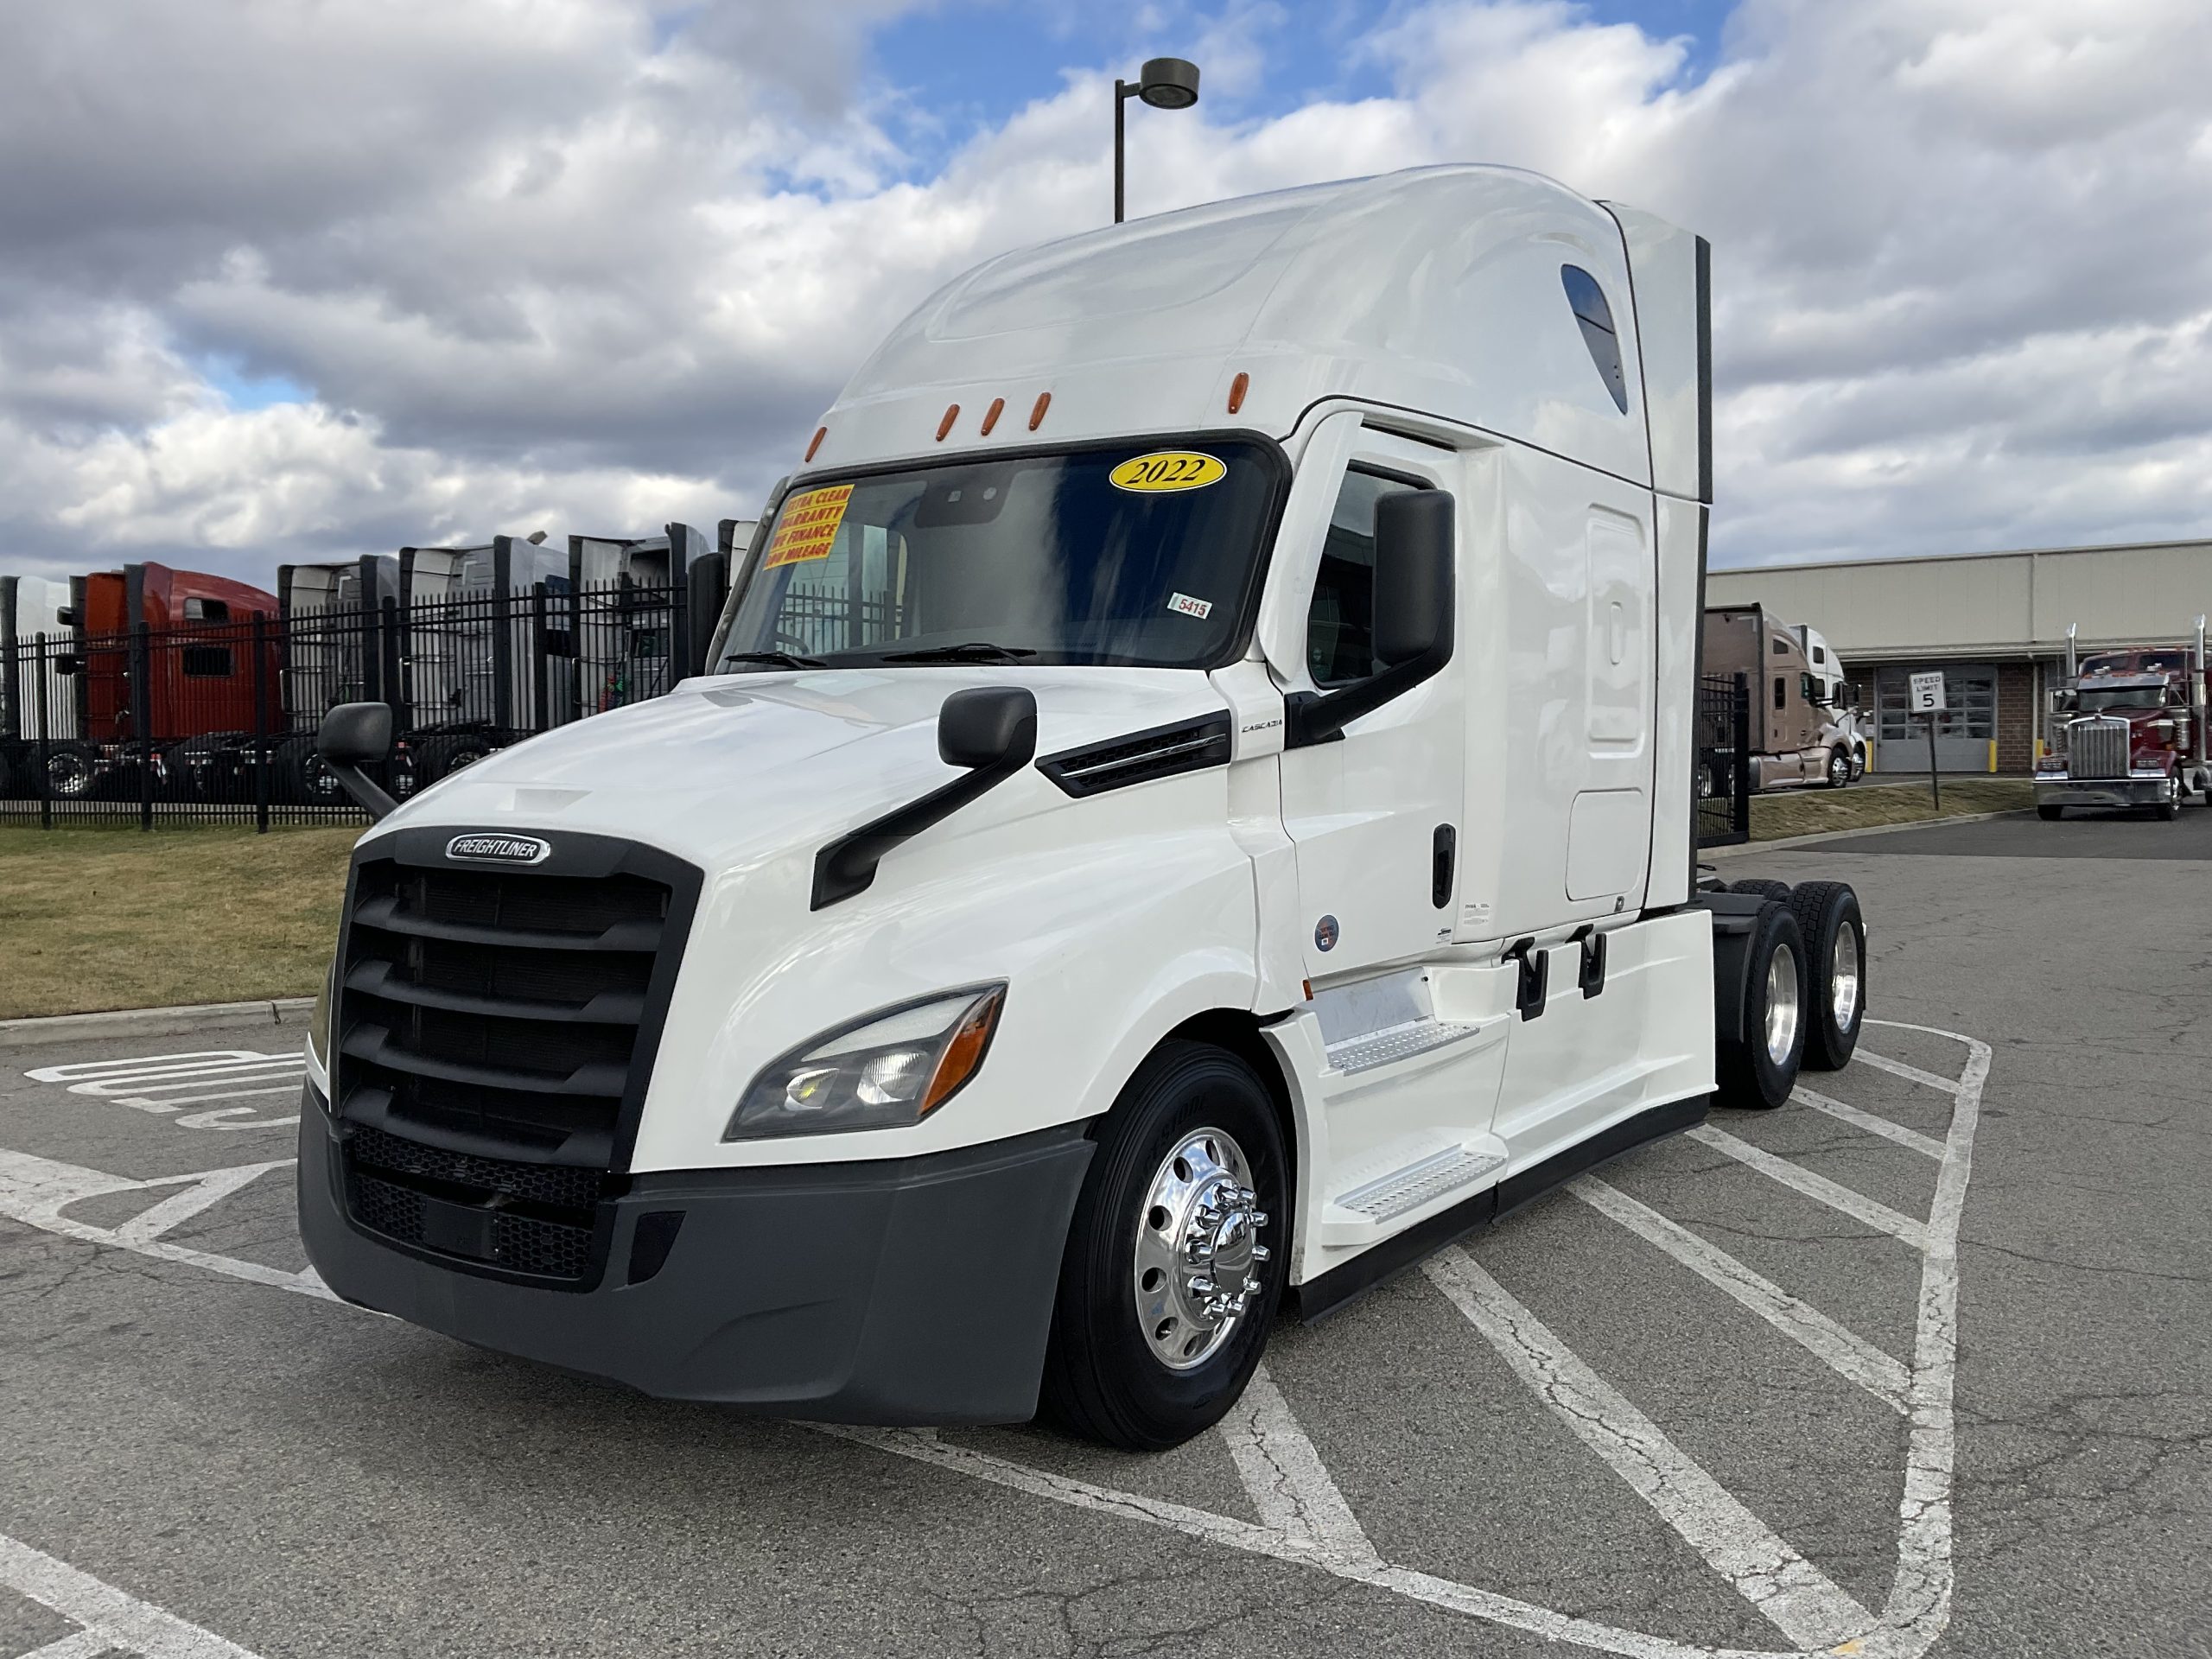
[3,812,2208,1659]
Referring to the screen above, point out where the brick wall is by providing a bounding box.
[1997,661,2036,772]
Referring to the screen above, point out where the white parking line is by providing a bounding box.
[1791,1087,1946,1161]
[1845,1052,1961,1098]
[1424,1244,1874,1651]
[1217,1363,1377,1560]
[0,1025,1992,1659]
[0,1532,264,1659]
[1688,1125,1929,1249]
[1569,1173,1911,1414]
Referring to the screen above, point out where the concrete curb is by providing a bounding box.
[1707,808,2032,859]
[0,997,316,1050]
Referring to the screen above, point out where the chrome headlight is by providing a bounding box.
[724,983,1007,1141]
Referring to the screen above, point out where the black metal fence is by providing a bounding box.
[1,579,707,830]
[1696,671,1753,849]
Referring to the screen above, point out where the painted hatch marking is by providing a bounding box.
[1,1531,268,1658]
[0,1020,1986,1657]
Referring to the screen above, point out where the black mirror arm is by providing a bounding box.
[1285,645,1452,749]
[811,723,1037,910]
[327,763,399,823]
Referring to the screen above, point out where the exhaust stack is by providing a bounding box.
[2064,621,2077,683]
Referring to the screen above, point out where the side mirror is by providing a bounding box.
[315,702,398,820]
[939,685,1038,771]
[317,702,393,766]
[812,686,1039,908]
[1373,491,1456,668]
[1290,488,1456,747]
[54,656,81,677]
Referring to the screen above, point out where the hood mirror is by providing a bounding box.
[939,685,1038,771]
[315,702,399,820]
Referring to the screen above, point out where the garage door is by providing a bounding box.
[1875,664,1996,772]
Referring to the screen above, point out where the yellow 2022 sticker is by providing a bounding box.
[1109,451,1226,493]
[763,484,855,569]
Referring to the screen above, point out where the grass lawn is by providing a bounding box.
[1749,778,2035,842]
[0,823,359,1019]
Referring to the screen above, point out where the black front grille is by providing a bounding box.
[330,831,699,1287]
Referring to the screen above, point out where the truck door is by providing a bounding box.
[1277,431,1467,979]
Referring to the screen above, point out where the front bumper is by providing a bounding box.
[2034,772,2171,809]
[298,1086,1094,1424]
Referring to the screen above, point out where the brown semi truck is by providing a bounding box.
[1701,604,1863,792]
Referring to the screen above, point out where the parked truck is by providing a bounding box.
[396,536,572,782]
[2034,619,2209,819]
[1702,604,1863,791]
[0,574,78,799]
[299,165,1867,1450]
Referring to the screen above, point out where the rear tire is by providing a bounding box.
[1786,882,1865,1071]
[1039,1040,1288,1451]
[1729,878,1791,902]
[2037,804,2063,821]
[1714,902,1806,1111]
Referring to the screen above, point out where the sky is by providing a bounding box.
[1,0,2208,594]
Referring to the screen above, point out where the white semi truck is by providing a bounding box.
[299,166,1868,1450]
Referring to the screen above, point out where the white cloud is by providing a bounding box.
[0,0,2209,590]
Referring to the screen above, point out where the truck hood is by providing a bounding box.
[367,665,1232,878]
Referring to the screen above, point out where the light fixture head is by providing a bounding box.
[1136,57,1200,110]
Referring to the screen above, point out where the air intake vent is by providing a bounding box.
[1037,713,1232,798]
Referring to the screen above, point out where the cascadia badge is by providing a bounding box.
[446,833,552,866]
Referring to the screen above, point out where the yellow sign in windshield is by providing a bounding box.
[1109,451,1226,493]
[763,485,854,568]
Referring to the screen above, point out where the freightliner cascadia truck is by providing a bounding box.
[298,165,1869,1451]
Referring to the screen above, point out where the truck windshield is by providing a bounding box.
[718,439,1284,671]
[2076,687,2165,711]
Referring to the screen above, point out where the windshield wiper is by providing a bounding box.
[723,650,830,670]
[876,642,1039,664]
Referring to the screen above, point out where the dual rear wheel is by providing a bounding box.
[1717,879,1864,1109]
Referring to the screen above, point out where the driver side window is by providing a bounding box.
[1306,468,1420,687]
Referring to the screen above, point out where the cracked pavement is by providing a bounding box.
[2,812,2209,1657]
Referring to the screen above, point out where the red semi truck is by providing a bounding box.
[2033,620,2211,820]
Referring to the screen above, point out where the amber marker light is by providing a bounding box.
[805,426,826,461]
[980,397,1005,436]
[937,404,961,441]
[1227,372,1249,414]
[921,985,1007,1115]
[1028,391,1052,430]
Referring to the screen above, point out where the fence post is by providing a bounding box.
[252,613,272,833]
[1731,672,1753,841]
[570,582,587,726]
[492,547,515,736]
[35,634,53,831]
[131,620,154,831]
[531,582,550,734]
[380,595,404,730]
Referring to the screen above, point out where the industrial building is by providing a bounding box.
[1705,537,2212,773]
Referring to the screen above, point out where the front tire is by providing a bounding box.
[2037,804,2063,821]
[1040,1040,1288,1451]
[1825,747,1851,789]
[2154,772,2180,821]
[1715,902,1807,1110]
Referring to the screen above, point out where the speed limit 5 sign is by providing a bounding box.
[1909,670,1947,714]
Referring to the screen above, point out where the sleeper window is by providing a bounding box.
[1306,469,1421,687]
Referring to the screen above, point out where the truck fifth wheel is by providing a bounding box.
[296,165,1868,1450]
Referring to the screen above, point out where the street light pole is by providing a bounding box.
[1112,57,1201,225]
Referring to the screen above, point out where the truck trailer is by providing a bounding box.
[1702,604,1863,791]
[298,166,1868,1450]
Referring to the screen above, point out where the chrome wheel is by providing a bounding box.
[1827,749,1850,788]
[1132,1127,1268,1371]
[1830,922,1860,1032]
[1764,942,1801,1068]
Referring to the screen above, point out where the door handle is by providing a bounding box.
[1432,823,1455,909]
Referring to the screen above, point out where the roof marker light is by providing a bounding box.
[981,397,1005,436]
[937,404,960,442]
[1028,391,1051,431]
[1228,372,1249,415]
[805,426,826,461]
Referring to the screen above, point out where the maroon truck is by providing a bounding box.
[2033,621,2211,820]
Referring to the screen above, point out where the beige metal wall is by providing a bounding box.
[1706,538,2212,660]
